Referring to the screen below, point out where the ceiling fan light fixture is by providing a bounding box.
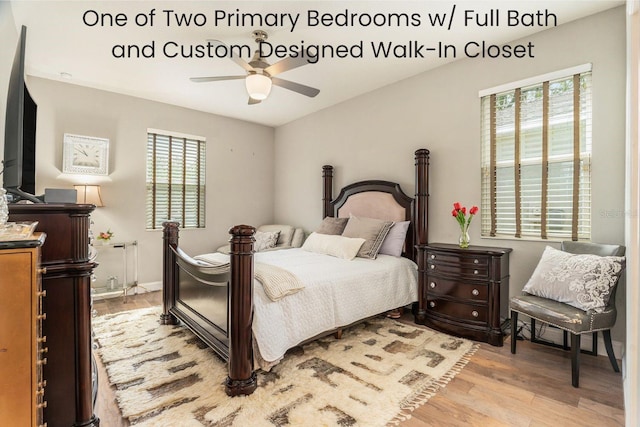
[245,73,272,100]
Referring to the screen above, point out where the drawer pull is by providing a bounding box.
[37,290,47,297]
[473,270,479,275]
[474,259,479,264]
[430,265,435,270]
[38,336,47,344]
[471,289,480,296]
[39,347,48,354]
[37,401,47,409]
[37,358,48,366]
[37,267,47,275]
[38,380,47,388]
[37,313,46,321]
[430,254,436,259]
[429,301,436,308]
[471,310,479,318]
[429,282,436,289]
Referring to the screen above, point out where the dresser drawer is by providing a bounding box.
[426,298,488,323]
[427,251,489,267]
[425,276,488,302]
[426,251,489,279]
[426,260,488,279]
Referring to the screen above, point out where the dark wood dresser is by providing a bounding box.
[0,233,46,426]
[9,204,99,427]
[418,243,512,346]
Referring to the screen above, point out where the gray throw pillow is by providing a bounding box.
[316,217,349,235]
[341,215,394,259]
[254,230,280,252]
[522,246,625,313]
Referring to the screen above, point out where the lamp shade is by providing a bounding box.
[245,74,272,100]
[75,185,104,207]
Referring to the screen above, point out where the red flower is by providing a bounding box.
[470,206,479,215]
[461,206,466,215]
[451,209,459,217]
[453,202,461,211]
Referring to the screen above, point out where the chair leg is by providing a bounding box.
[511,311,518,354]
[531,318,536,341]
[603,330,620,372]
[571,333,580,388]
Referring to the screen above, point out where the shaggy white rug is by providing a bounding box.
[93,308,478,426]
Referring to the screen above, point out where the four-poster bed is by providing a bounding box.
[161,148,430,396]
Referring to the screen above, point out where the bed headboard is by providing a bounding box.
[322,149,429,262]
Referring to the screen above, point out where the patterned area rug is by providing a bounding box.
[93,307,478,426]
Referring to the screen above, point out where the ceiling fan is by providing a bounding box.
[190,30,320,105]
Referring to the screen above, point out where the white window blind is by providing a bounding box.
[480,69,592,240]
[146,130,206,230]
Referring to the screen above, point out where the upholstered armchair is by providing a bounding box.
[510,241,626,387]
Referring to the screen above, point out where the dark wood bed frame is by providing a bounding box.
[161,148,430,396]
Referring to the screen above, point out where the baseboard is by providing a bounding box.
[516,320,623,360]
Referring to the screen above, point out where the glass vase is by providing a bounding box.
[459,227,470,248]
[0,188,8,226]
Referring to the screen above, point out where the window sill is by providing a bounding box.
[480,235,584,244]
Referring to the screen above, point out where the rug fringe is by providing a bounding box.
[387,343,480,426]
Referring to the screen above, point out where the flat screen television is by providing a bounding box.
[2,25,40,203]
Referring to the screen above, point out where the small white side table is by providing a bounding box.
[92,240,140,301]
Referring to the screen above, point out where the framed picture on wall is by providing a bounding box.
[62,133,110,176]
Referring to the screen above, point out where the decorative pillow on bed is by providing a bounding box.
[341,215,394,259]
[522,246,625,313]
[301,232,365,260]
[315,217,349,235]
[257,224,295,247]
[254,230,280,252]
[378,221,410,257]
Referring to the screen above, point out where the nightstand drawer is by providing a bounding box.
[425,276,488,302]
[426,261,489,279]
[427,251,489,266]
[426,298,488,323]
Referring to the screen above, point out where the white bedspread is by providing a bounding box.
[195,248,418,363]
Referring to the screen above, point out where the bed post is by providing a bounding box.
[160,221,179,325]
[414,149,430,324]
[225,225,258,396]
[323,165,334,218]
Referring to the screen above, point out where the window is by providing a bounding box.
[480,65,592,240]
[146,129,206,230]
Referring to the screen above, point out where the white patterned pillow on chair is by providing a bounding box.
[522,246,625,312]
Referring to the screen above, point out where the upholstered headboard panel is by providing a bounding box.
[336,191,408,222]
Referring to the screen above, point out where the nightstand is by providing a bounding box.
[419,243,512,346]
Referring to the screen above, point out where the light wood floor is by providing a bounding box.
[93,292,625,426]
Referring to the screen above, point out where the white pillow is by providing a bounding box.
[302,232,366,260]
[522,246,625,312]
[378,221,410,257]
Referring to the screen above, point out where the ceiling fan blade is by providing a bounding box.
[264,55,315,77]
[271,77,320,98]
[248,97,262,105]
[207,39,254,72]
[190,76,246,83]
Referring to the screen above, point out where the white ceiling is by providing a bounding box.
[9,1,623,127]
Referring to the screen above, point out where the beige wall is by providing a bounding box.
[25,77,275,285]
[274,8,628,342]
